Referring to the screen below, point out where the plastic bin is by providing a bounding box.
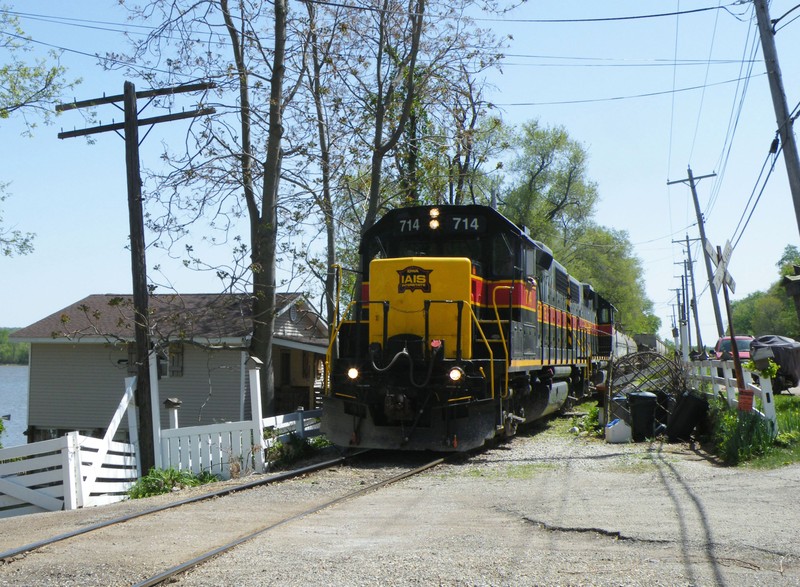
[605,418,632,443]
[666,391,709,442]
[628,391,657,442]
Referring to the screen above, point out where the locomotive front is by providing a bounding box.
[322,206,500,451]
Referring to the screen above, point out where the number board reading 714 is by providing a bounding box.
[396,213,486,234]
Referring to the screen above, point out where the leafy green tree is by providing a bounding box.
[731,246,800,339]
[778,244,800,276]
[564,224,660,335]
[0,327,28,364]
[499,120,656,334]
[501,120,598,248]
[1,6,79,255]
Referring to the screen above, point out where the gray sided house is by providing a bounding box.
[12,293,328,443]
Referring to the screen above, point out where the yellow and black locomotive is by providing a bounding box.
[322,204,619,451]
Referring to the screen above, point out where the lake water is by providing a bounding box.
[0,365,29,448]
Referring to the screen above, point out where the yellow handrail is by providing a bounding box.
[324,300,356,396]
[465,304,496,399]
[491,286,512,399]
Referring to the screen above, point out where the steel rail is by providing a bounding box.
[0,450,368,562]
[132,456,446,587]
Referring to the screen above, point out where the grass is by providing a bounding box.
[744,393,800,468]
[454,462,557,480]
[566,394,800,469]
[706,398,774,465]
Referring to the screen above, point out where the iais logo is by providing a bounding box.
[397,266,433,293]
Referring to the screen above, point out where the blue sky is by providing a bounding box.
[1,1,799,350]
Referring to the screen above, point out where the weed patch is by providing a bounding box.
[707,398,773,465]
[128,467,219,499]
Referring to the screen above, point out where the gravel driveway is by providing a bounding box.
[179,427,800,587]
[2,420,799,586]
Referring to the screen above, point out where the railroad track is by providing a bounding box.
[0,451,356,562]
[134,455,445,587]
[0,450,447,587]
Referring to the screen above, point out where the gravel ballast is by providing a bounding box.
[2,424,800,586]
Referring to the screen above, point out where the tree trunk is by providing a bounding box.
[249,0,286,416]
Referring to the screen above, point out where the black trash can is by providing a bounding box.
[628,391,657,442]
[666,391,709,442]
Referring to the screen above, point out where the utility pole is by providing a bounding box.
[668,168,724,338]
[671,286,689,361]
[674,262,692,351]
[674,235,706,357]
[754,0,800,239]
[56,82,215,474]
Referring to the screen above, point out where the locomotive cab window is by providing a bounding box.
[524,247,536,280]
[491,234,516,278]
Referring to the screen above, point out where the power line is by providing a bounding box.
[703,11,759,218]
[2,2,745,29]
[495,74,765,107]
[730,142,782,251]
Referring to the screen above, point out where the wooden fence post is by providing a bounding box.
[247,357,266,473]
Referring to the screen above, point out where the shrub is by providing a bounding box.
[708,398,773,465]
[128,467,219,499]
[265,432,314,469]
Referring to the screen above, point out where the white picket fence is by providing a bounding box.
[0,363,322,518]
[159,408,322,479]
[0,432,138,518]
[684,358,778,434]
[0,376,140,518]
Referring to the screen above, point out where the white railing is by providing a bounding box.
[158,408,322,480]
[685,359,778,435]
[0,431,138,518]
[0,361,323,518]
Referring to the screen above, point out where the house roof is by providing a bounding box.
[11,293,329,351]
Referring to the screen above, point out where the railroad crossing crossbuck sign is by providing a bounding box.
[705,239,736,294]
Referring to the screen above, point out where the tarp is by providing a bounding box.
[750,335,800,392]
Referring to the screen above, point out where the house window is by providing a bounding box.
[168,343,184,377]
[127,344,137,375]
[127,342,184,377]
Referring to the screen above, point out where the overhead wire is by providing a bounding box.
[666,0,681,325]
[702,3,758,218]
[730,140,782,251]
[688,0,723,163]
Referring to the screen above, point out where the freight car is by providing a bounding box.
[322,204,624,451]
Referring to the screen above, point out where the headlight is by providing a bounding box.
[347,367,359,380]
[448,367,465,382]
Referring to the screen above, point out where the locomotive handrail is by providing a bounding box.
[465,303,496,400]
[491,285,512,399]
[324,300,356,397]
